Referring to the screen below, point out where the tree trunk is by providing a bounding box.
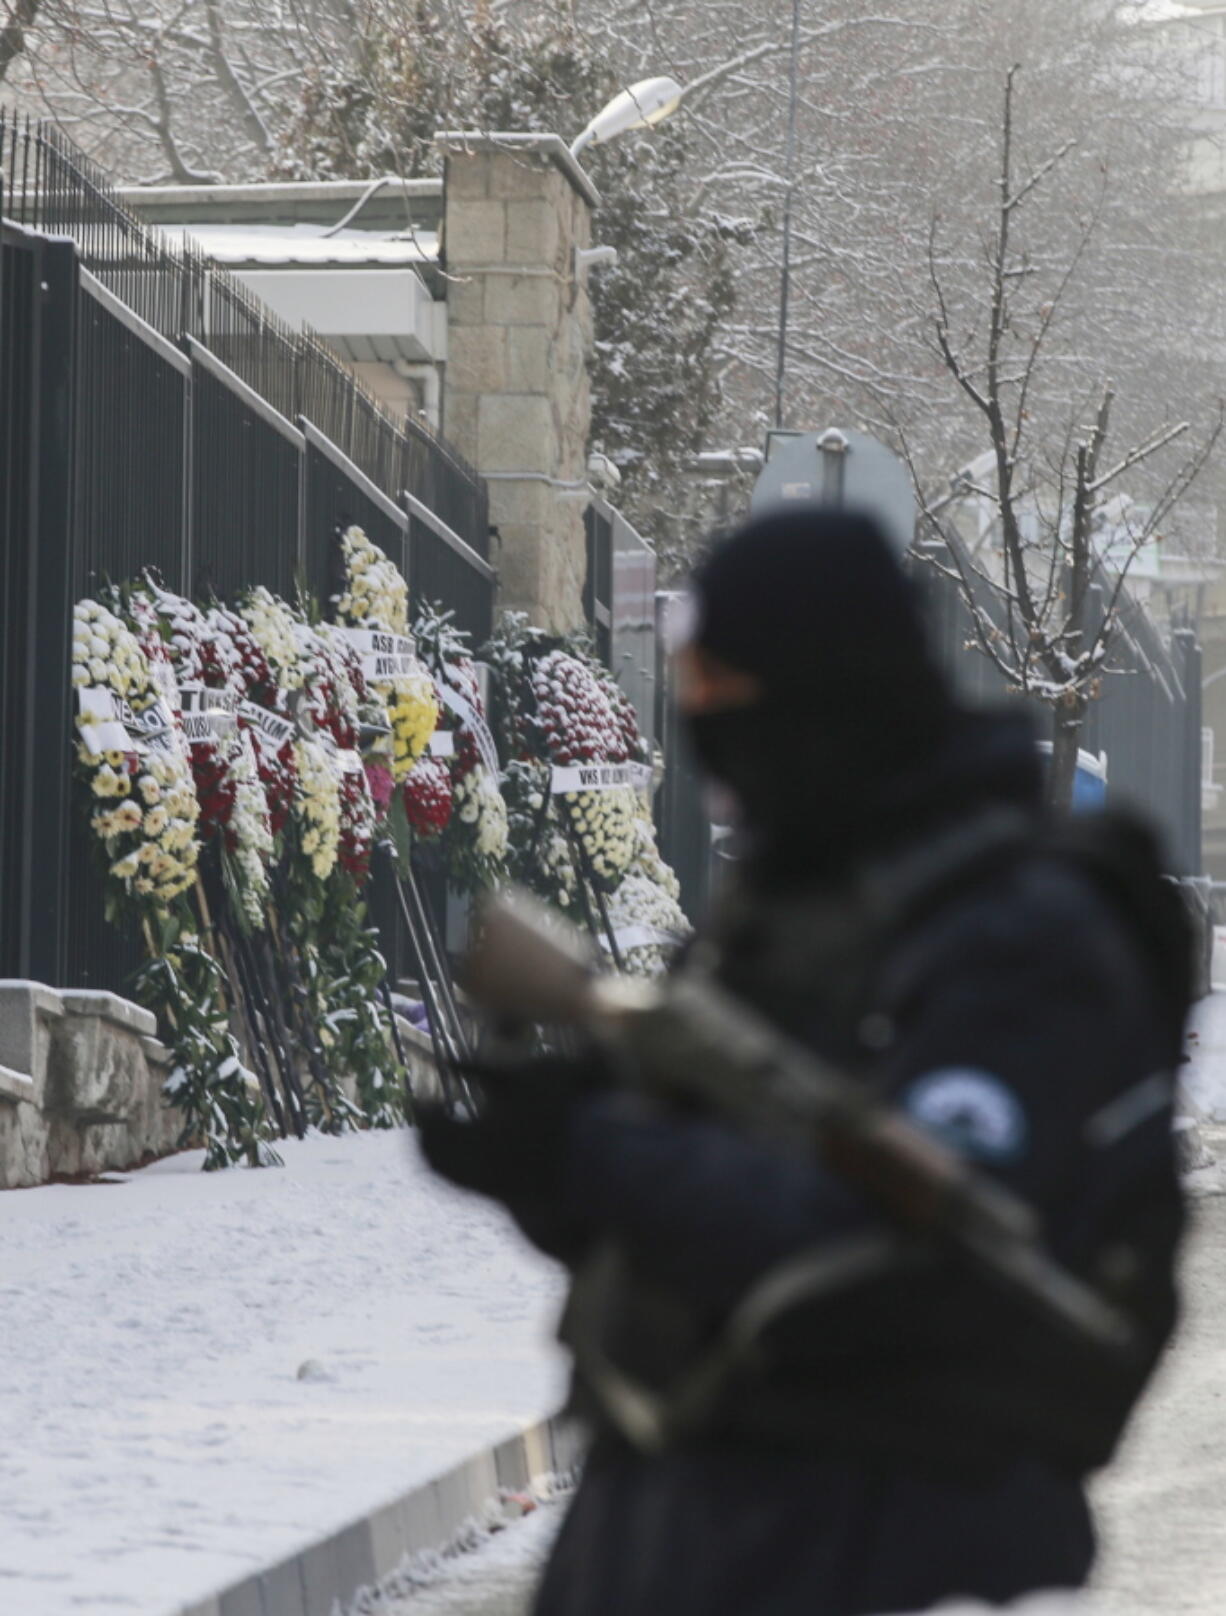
[1047,697,1088,812]
[0,0,41,86]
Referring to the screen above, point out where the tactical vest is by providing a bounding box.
[559,808,1190,1478]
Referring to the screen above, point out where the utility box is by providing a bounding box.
[751,428,916,556]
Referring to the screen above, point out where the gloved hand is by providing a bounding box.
[417,1051,598,1206]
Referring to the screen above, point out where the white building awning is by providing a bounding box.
[163,223,445,364]
[232,267,445,364]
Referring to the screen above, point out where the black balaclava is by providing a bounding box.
[685,506,965,877]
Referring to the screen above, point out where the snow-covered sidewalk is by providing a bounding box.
[0,1128,567,1615]
[1180,962,1226,1122]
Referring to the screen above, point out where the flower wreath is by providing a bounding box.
[72,597,201,908]
[72,594,274,1170]
[413,603,509,891]
[484,614,639,909]
[605,800,691,977]
[208,602,297,838]
[528,647,638,895]
[131,586,274,927]
[298,620,377,884]
[332,525,438,780]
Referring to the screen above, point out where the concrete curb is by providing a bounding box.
[177,1413,582,1616]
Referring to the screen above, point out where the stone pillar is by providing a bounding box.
[438,133,599,633]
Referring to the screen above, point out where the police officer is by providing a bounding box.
[421,507,1188,1614]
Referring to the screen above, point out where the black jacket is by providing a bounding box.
[532,712,1186,1614]
[558,824,1183,1469]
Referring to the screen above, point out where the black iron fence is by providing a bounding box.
[304,426,409,608]
[584,505,614,666]
[0,221,39,979]
[1,142,495,992]
[0,115,489,557]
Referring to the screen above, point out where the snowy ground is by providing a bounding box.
[0,1129,567,1615]
[7,985,1226,1616]
[1178,939,1226,1119]
[378,983,1226,1616]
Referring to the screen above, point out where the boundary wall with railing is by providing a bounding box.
[1,121,495,994]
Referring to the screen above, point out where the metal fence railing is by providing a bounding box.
[0,222,39,977]
[1,133,497,993]
[0,114,489,558]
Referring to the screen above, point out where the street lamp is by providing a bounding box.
[569,77,685,158]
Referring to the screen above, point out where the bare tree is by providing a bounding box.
[914,67,1222,808]
[0,0,44,87]
[0,0,378,180]
[4,0,1222,571]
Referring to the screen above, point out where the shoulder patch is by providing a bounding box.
[903,1068,1028,1162]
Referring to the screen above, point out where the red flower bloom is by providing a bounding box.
[402,754,452,839]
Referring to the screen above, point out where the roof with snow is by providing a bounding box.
[163,220,438,269]
[119,177,443,273]
[118,178,446,363]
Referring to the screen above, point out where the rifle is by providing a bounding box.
[461,888,1138,1365]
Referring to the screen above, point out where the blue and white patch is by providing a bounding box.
[902,1068,1028,1162]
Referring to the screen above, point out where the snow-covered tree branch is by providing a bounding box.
[916,66,1223,809]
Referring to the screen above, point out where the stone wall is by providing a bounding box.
[0,981,180,1189]
[439,133,599,634]
[0,979,440,1190]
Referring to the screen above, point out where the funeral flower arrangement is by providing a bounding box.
[128,585,277,930]
[72,598,201,908]
[413,603,509,891]
[402,751,453,840]
[332,525,438,780]
[449,761,509,887]
[293,733,342,883]
[226,733,275,929]
[529,649,645,891]
[240,586,303,689]
[482,613,689,959]
[482,615,642,911]
[336,523,408,637]
[69,564,415,1167]
[606,801,691,977]
[296,621,378,882]
[72,593,271,1168]
[207,602,297,837]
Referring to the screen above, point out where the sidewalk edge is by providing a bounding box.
[177,1410,582,1616]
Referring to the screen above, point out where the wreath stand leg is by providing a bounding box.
[249,923,311,1134]
[266,901,341,1128]
[194,869,286,1137]
[385,846,468,1107]
[224,909,308,1139]
[379,974,413,1119]
[216,918,287,1137]
[410,852,471,1064]
[562,817,624,972]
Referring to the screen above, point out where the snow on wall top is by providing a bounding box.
[166,221,439,268]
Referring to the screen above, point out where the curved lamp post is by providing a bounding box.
[569,76,685,158]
